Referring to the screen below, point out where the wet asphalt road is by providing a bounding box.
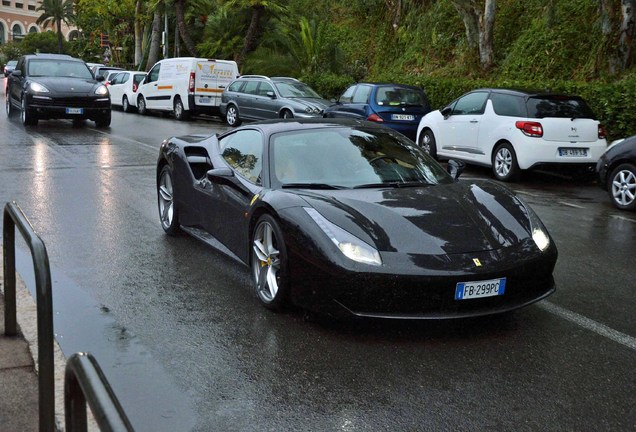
[0,92,634,431]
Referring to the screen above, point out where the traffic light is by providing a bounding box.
[100,33,109,47]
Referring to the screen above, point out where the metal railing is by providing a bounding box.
[3,200,55,431]
[3,201,133,431]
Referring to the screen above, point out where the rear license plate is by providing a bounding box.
[455,277,506,300]
[391,114,414,121]
[65,108,83,115]
[198,97,211,104]
[558,148,588,157]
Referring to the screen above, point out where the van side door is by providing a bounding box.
[141,63,162,110]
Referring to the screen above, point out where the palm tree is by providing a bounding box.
[36,0,76,53]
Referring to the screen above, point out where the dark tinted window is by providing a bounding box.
[490,93,526,117]
[133,74,146,86]
[147,64,160,82]
[452,92,488,115]
[526,96,596,119]
[376,86,427,107]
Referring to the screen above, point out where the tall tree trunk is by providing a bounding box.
[134,0,143,67]
[235,5,264,70]
[599,0,620,75]
[175,0,197,56]
[452,0,496,70]
[619,0,636,69]
[56,19,64,53]
[146,11,162,71]
[385,0,402,31]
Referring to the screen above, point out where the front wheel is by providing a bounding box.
[419,129,437,159]
[251,214,289,310]
[492,142,520,182]
[608,163,636,211]
[225,105,241,126]
[281,109,293,119]
[158,165,180,235]
[21,97,37,126]
[6,94,15,117]
[137,95,147,115]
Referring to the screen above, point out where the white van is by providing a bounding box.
[136,57,239,120]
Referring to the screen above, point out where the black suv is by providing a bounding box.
[6,53,111,127]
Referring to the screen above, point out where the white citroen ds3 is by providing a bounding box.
[416,88,608,181]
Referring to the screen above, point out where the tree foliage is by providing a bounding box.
[36,0,76,53]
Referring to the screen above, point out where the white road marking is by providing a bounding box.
[611,214,636,224]
[514,190,541,198]
[558,201,584,209]
[538,301,636,351]
[89,127,159,153]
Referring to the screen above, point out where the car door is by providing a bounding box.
[8,57,25,107]
[140,63,161,109]
[253,81,278,119]
[437,91,489,156]
[108,72,127,106]
[237,80,259,119]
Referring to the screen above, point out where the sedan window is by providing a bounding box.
[352,85,372,104]
[221,130,263,184]
[242,81,259,95]
[452,92,489,115]
[339,85,356,103]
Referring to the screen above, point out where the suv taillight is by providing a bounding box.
[515,121,543,137]
[188,72,195,93]
[598,124,607,139]
[367,113,383,122]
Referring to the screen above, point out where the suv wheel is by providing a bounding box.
[21,97,38,126]
[226,105,241,126]
[492,142,520,182]
[173,96,189,121]
[6,94,15,117]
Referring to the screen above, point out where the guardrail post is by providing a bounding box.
[3,201,55,432]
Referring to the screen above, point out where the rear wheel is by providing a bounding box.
[173,96,189,120]
[492,142,520,182]
[225,104,241,126]
[158,165,180,235]
[122,95,131,113]
[251,214,289,310]
[419,129,437,159]
[21,97,37,126]
[137,95,147,115]
[608,163,636,211]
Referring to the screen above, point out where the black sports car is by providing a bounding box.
[6,53,111,127]
[596,135,636,211]
[157,119,557,319]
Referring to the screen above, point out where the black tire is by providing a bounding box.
[492,142,520,182]
[173,96,189,120]
[225,104,241,126]
[21,97,37,126]
[608,163,636,211]
[157,165,181,235]
[137,95,147,115]
[419,128,437,159]
[281,109,293,119]
[122,95,131,113]
[95,111,111,128]
[251,214,289,310]
[6,93,16,118]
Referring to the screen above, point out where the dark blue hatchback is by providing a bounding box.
[323,83,431,141]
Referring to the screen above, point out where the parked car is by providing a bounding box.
[5,53,111,127]
[136,57,239,120]
[91,65,123,81]
[323,83,431,141]
[103,70,123,86]
[3,60,17,77]
[596,135,636,211]
[416,89,608,181]
[219,75,330,126]
[156,118,557,318]
[107,71,147,112]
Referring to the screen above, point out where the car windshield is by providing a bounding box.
[274,81,322,98]
[526,96,596,119]
[28,59,93,79]
[376,86,426,107]
[270,126,453,188]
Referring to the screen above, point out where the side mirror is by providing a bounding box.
[207,167,234,182]
[11,70,22,78]
[446,159,466,181]
[95,75,105,82]
[441,106,452,119]
[266,91,276,99]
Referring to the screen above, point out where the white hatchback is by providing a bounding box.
[416,89,608,181]
[107,71,147,113]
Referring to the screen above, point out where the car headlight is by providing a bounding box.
[95,85,108,96]
[304,107,312,113]
[29,82,49,93]
[304,207,382,266]
[519,200,551,252]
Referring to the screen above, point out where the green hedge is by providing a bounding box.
[309,72,636,142]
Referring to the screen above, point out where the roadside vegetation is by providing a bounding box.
[1,0,634,140]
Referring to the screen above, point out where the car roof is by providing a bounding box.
[24,53,78,61]
[471,88,581,98]
[354,82,424,90]
[224,118,386,137]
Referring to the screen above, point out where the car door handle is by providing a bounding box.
[470,120,479,123]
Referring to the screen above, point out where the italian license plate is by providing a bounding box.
[558,148,588,157]
[391,114,414,121]
[455,277,506,300]
[198,97,210,104]
[66,108,83,115]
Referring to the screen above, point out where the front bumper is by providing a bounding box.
[27,94,111,120]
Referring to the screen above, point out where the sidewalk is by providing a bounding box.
[0,277,39,431]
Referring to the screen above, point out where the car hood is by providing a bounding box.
[31,77,101,94]
[295,180,533,255]
[290,97,331,111]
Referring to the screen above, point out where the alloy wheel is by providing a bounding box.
[611,168,636,207]
[252,221,281,302]
[158,170,174,230]
[226,106,238,126]
[494,147,512,178]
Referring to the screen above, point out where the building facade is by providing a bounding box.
[0,0,78,45]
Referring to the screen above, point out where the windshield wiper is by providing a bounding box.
[281,182,349,190]
[353,181,432,189]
